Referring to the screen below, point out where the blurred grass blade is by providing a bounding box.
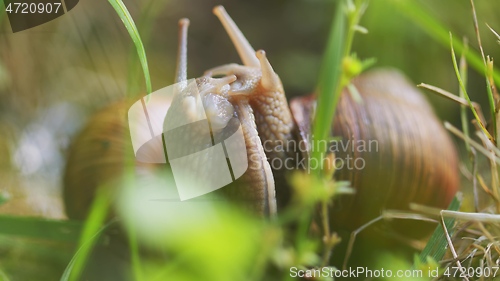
[486,77,496,142]
[0,0,5,28]
[127,223,144,281]
[60,220,117,281]
[487,23,500,44]
[298,0,346,261]
[311,0,346,172]
[446,122,500,163]
[390,0,500,88]
[416,195,461,264]
[108,0,152,95]
[0,269,10,281]
[469,0,497,145]
[63,187,113,281]
[450,33,492,141]
[459,39,471,154]
[0,194,7,206]
[126,1,169,96]
[0,216,82,242]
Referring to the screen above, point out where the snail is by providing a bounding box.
[63,6,459,236]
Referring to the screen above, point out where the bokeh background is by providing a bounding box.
[1,0,500,279]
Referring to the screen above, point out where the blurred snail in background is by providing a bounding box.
[63,6,459,236]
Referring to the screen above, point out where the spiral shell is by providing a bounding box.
[291,69,459,234]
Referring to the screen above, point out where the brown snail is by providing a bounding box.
[63,6,459,235]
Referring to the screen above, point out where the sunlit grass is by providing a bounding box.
[391,0,500,87]
[414,1,500,277]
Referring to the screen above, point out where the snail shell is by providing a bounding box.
[291,69,459,233]
[63,100,143,219]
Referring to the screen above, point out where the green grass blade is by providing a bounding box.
[296,0,346,261]
[486,77,496,142]
[60,219,117,281]
[0,0,6,28]
[311,1,346,173]
[417,195,461,264]
[459,40,471,154]
[390,0,500,88]
[108,0,152,95]
[450,33,492,141]
[469,0,497,145]
[63,187,112,281]
[126,223,144,281]
[126,1,169,96]
[0,216,82,242]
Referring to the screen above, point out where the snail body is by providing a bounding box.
[63,6,458,235]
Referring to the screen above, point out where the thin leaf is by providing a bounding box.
[127,223,144,281]
[126,1,168,96]
[441,210,500,223]
[416,195,461,264]
[445,122,500,164]
[390,0,500,88]
[63,187,113,281]
[450,33,492,141]
[0,0,6,28]
[102,5,154,277]
[299,0,347,265]
[486,23,500,45]
[0,215,82,242]
[469,0,497,145]
[60,220,118,281]
[459,38,471,154]
[418,83,472,107]
[311,1,346,170]
[108,0,152,95]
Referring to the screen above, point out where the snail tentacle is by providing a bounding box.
[175,18,190,84]
[255,50,281,93]
[205,64,261,95]
[213,5,259,67]
[210,8,299,211]
[211,9,295,154]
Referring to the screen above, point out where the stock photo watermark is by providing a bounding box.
[255,137,378,172]
[289,266,499,279]
[3,0,79,32]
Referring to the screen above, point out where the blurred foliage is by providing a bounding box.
[1,0,500,123]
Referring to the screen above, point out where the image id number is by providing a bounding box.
[444,266,499,278]
[6,3,62,14]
